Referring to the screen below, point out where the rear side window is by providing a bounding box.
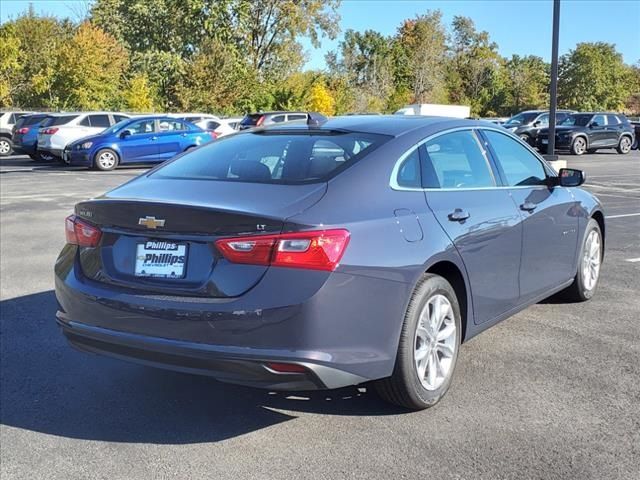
[154,131,389,184]
[89,114,111,128]
[113,115,129,123]
[421,130,495,189]
[396,148,422,188]
[483,130,547,186]
[49,115,79,126]
[270,115,286,123]
[287,114,307,121]
[158,120,186,131]
[205,120,221,130]
[606,114,621,125]
[79,116,91,127]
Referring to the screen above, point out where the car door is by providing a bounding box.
[421,129,523,324]
[481,129,579,302]
[118,119,159,163]
[587,114,608,147]
[155,119,186,161]
[605,114,624,146]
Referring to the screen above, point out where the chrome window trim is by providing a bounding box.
[390,125,557,192]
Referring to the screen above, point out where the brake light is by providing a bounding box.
[42,127,59,135]
[216,229,350,271]
[255,115,265,127]
[265,362,307,373]
[65,215,102,247]
[17,127,29,134]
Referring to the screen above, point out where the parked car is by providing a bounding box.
[171,113,236,138]
[63,115,214,170]
[481,117,509,125]
[238,111,309,130]
[12,113,55,160]
[630,121,640,150]
[537,112,635,155]
[503,110,575,146]
[0,110,32,156]
[55,116,605,410]
[394,103,471,118]
[37,112,130,161]
[222,117,243,130]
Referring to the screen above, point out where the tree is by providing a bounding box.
[54,22,128,110]
[122,73,157,112]
[447,16,501,115]
[395,11,448,104]
[558,42,633,111]
[307,82,335,115]
[499,55,550,114]
[0,24,22,106]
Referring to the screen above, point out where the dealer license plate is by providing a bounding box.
[135,241,187,278]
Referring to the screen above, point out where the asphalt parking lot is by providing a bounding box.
[1,151,639,479]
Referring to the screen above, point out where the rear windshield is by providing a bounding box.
[239,114,262,127]
[19,115,46,127]
[48,115,79,126]
[153,131,390,184]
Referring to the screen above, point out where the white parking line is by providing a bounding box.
[626,258,640,263]
[605,213,640,219]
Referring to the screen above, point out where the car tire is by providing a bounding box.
[559,218,603,302]
[0,136,13,156]
[518,134,531,145]
[570,136,587,155]
[94,148,119,171]
[37,151,55,162]
[616,136,632,154]
[374,274,461,410]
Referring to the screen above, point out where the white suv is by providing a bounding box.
[37,112,130,160]
[0,111,33,156]
[170,113,236,138]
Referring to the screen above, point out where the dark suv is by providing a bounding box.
[503,110,574,146]
[537,113,635,155]
[238,111,309,130]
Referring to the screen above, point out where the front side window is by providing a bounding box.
[484,130,547,186]
[127,119,155,135]
[422,130,495,189]
[154,131,389,184]
[536,114,549,126]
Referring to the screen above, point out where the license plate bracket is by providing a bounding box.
[134,241,187,278]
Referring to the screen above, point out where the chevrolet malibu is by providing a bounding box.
[55,115,605,409]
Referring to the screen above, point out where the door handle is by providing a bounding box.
[150,136,158,141]
[520,202,537,212]
[181,133,188,137]
[448,208,470,222]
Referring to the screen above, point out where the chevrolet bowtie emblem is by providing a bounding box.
[138,216,165,229]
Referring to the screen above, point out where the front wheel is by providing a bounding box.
[560,218,603,302]
[616,136,632,154]
[0,137,13,156]
[94,149,119,171]
[518,134,531,145]
[571,137,587,155]
[375,274,461,410]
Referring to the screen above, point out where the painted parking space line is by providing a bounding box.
[625,258,640,263]
[605,212,640,219]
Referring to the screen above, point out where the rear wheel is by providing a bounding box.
[375,274,461,410]
[94,148,118,171]
[571,137,587,155]
[0,137,13,156]
[560,218,602,302]
[37,151,55,162]
[616,136,632,154]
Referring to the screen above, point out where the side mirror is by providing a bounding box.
[533,121,540,127]
[119,129,132,139]
[557,168,585,187]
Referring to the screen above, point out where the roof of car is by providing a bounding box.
[261,114,488,137]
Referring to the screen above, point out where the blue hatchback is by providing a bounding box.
[64,116,214,170]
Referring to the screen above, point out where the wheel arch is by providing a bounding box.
[591,209,605,257]
[425,260,470,343]
[574,133,589,146]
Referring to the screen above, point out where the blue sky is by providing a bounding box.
[2,0,639,69]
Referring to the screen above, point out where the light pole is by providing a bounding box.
[545,0,561,161]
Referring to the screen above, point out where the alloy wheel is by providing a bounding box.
[582,230,601,291]
[414,294,457,391]
[0,139,11,154]
[574,138,586,155]
[619,137,631,153]
[97,151,116,169]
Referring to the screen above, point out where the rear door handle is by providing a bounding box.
[520,202,537,212]
[150,136,158,141]
[448,209,470,222]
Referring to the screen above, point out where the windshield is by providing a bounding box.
[560,114,592,127]
[153,130,390,184]
[504,112,539,126]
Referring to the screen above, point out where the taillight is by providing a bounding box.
[208,130,218,139]
[255,115,265,127]
[265,362,307,373]
[65,215,102,247]
[17,127,29,134]
[42,127,59,135]
[215,229,350,271]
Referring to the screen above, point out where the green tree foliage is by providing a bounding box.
[0,24,21,106]
[54,22,128,110]
[559,42,634,111]
[123,73,157,112]
[499,55,550,114]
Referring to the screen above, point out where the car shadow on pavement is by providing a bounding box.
[0,291,402,445]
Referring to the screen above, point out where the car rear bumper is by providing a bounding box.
[55,247,410,390]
